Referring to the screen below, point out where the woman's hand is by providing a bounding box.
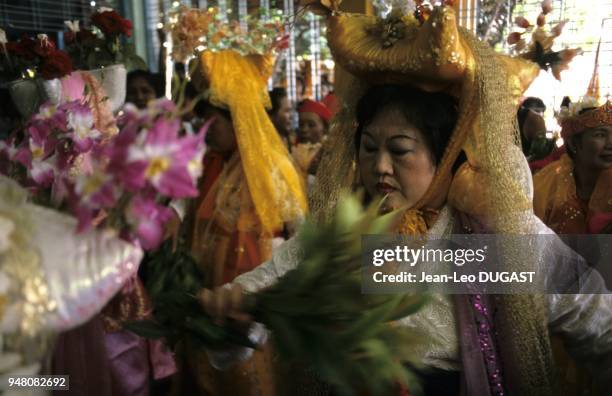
[198,284,252,326]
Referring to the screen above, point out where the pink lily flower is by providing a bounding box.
[72,166,119,231]
[0,140,18,162]
[125,117,202,198]
[67,104,101,153]
[35,102,67,131]
[30,155,57,187]
[74,166,118,208]
[125,195,173,250]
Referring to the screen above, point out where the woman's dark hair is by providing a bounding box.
[193,99,232,121]
[0,88,19,119]
[184,81,199,100]
[354,84,459,166]
[517,97,546,128]
[517,96,546,153]
[560,96,571,108]
[126,70,165,98]
[269,87,288,115]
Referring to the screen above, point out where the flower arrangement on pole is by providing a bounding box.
[506,0,582,80]
[168,6,289,63]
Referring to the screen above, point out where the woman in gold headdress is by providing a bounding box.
[532,67,612,395]
[533,100,612,234]
[534,36,612,236]
[200,2,612,395]
[176,49,307,395]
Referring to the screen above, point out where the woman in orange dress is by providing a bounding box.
[533,100,612,235]
[533,98,612,396]
[177,49,308,395]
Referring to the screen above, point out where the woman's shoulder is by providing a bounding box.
[533,154,573,187]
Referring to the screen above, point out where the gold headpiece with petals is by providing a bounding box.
[306,2,550,226]
[506,0,582,80]
[557,37,612,140]
[316,3,540,101]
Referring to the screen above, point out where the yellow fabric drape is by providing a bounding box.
[198,50,308,235]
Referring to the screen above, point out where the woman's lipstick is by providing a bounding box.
[376,182,397,194]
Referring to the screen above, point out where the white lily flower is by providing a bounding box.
[97,7,114,13]
[0,29,7,45]
[64,20,80,33]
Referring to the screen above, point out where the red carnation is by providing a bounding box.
[92,10,133,37]
[15,35,37,60]
[273,34,290,51]
[33,37,57,58]
[39,50,73,80]
[76,29,97,42]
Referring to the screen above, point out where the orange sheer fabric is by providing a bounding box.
[191,152,275,287]
[533,154,612,395]
[183,151,279,396]
[533,154,612,234]
[533,154,588,234]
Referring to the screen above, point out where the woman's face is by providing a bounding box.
[126,76,157,109]
[299,112,326,144]
[273,97,293,135]
[522,110,547,143]
[203,107,237,157]
[573,125,612,170]
[358,107,436,212]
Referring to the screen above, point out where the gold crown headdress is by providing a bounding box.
[304,0,551,226]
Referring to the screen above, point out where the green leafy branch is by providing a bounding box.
[126,194,429,395]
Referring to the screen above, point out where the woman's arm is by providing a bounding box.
[202,237,302,369]
[524,213,612,389]
[547,276,612,390]
[232,236,303,293]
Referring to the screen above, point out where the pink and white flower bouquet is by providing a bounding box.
[0,98,208,250]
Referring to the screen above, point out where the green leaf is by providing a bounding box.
[184,316,226,344]
[334,193,363,232]
[124,320,172,339]
[367,209,401,235]
[388,294,430,321]
[338,300,399,344]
